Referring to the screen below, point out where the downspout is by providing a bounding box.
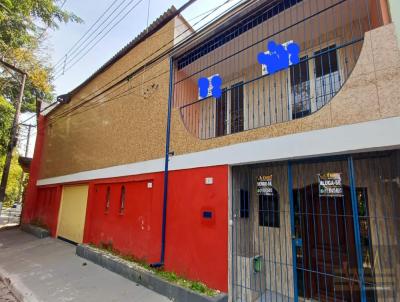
[151,57,174,268]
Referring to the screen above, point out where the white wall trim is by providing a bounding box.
[37,117,400,186]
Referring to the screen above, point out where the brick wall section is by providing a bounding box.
[38,18,177,179]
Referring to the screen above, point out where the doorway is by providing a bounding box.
[56,185,89,244]
[231,152,400,302]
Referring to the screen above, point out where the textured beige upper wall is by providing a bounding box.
[39,18,180,179]
[39,23,400,179]
[170,23,400,156]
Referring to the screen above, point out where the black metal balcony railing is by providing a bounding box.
[173,0,384,139]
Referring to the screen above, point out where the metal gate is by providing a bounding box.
[231,151,400,302]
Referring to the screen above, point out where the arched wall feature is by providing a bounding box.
[175,0,386,140]
[170,23,400,157]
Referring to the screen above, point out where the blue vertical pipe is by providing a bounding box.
[348,156,367,302]
[152,57,174,267]
[287,162,299,302]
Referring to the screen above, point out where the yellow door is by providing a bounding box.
[57,185,89,243]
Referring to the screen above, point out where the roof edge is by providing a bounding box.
[60,5,179,100]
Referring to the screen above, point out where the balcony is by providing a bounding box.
[173,0,385,139]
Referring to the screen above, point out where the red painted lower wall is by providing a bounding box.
[83,178,162,263]
[28,165,229,292]
[22,115,48,224]
[33,186,61,236]
[165,166,229,292]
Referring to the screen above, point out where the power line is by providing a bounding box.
[48,67,170,124]
[54,0,145,77]
[48,0,250,124]
[54,0,145,78]
[49,0,240,122]
[53,0,216,78]
[33,0,247,129]
[53,0,234,90]
[49,0,203,120]
[17,101,59,125]
[53,2,200,88]
[53,0,120,70]
[53,0,129,71]
[53,3,223,73]
[49,0,249,123]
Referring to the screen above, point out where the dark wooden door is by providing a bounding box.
[295,184,361,302]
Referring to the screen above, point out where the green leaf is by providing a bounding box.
[0,0,82,112]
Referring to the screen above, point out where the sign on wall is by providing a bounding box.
[257,175,273,196]
[196,40,301,102]
[318,173,343,197]
[198,74,222,99]
[258,40,300,75]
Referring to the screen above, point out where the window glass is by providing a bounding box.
[216,89,228,137]
[315,45,338,78]
[120,186,126,213]
[230,82,244,134]
[290,56,311,119]
[314,45,341,108]
[259,189,280,227]
[240,189,249,218]
[105,186,111,211]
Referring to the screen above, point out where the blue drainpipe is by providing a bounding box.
[151,57,174,268]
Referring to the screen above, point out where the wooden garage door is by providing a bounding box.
[57,185,89,243]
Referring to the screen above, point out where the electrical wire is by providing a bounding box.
[17,101,58,125]
[49,0,244,122]
[25,0,248,127]
[16,0,229,126]
[53,0,146,77]
[53,0,120,70]
[48,68,170,125]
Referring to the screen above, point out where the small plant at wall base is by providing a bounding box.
[91,242,219,297]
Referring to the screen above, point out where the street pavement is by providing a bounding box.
[0,229,170,302]
[0,208,21,229]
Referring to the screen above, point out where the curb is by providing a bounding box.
[0,269,40,302]
[0,275,23,302]
[76,244,228,302]
[20,224,50,239]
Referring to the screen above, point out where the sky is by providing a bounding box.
[19,0,242,157]
[49,0,241,96]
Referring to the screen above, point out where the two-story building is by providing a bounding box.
[23,0,400,301]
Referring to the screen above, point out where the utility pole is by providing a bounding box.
[23,124,32,157]
[0,59,27,215]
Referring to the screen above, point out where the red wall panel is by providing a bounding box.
[30,165,229,292]
[22,115,47,224]
[33,186,61,236]
[165,166,229,292]
[83,179,162,263]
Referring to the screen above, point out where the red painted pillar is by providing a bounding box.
[21,115,46,224]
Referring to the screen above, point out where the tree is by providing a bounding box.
[0,1,82,207]
[0,0,82,109]
[0,95,14,156]
[0,152,22,207]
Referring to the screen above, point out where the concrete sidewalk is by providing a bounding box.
[0,208,21,229]
[0,229,170,302]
